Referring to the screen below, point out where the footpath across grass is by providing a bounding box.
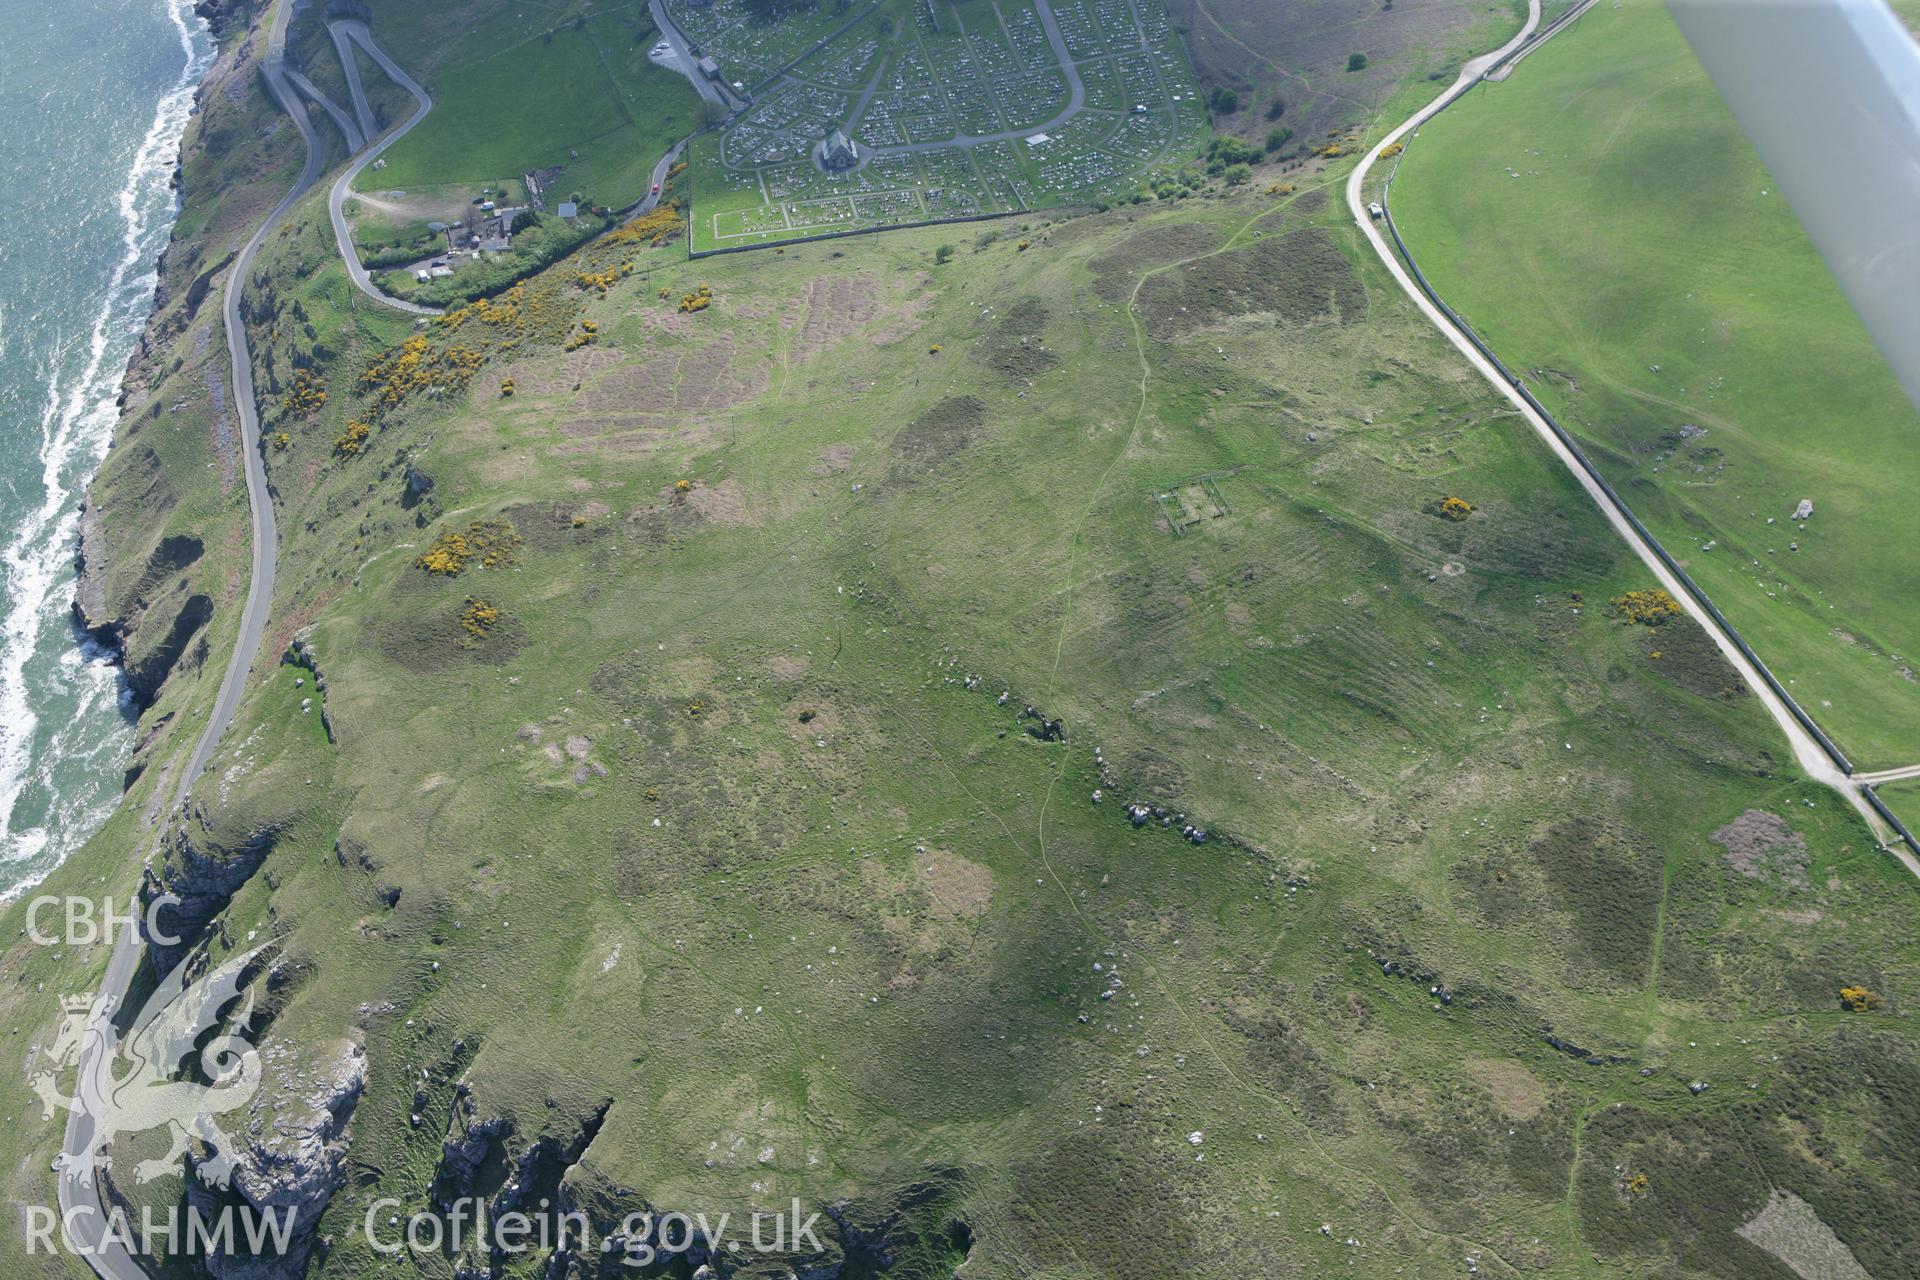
[1389,0,1920,767]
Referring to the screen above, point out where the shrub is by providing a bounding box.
[1207,136,1262,170]
[1347,52,1368,72]
[460,597,500,637]
[284,367,327,416]
[1223,163,1252,186]
[418,520,520,575]
[934,243,955,264]
[1440,495,1474,521]
[1208,86,1239,114]
[334,420,371,456]
[1840,986,1881,1012]
[499,377,515,397]
[1610,588,1683,625]
[1265,127,1293,153]
[1266,96,1286,120]
[1380,141,1403,158]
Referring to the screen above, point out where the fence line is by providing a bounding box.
[1372,5,1862,789]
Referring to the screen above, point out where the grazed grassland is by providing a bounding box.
[1389,0,1920,766]
[7,165,1916,1279]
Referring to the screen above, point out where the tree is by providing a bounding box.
[1266,95,1286,120]
[1208,86,1240,114]
[934,243,955,264]
[1347,52,1368,72]
[1223,163,1252,186]
[1265,127,1293,153]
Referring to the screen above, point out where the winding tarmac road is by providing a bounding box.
[284,67,364,153]
[1346,0,1920,880]
[54,3,318,1273]
[323,20,440,316]
[50,7,1913,1274]
[47,9,718,1273]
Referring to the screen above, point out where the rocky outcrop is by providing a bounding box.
[403,461,435,506]
[436,1109,512,1202]
[430,1095,613,1278]
[192,0,254,39]
[72,523,211,709]
[71,499,117,648]
[124,591,213,707]
[282,632,336,743]
[184,249,238,319]
[187,1036,367,1279]
[822,1168,972,1279]
[143,815,283,972]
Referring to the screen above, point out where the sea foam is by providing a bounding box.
[0,0,213,897]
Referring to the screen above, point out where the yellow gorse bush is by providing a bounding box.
[334,420,371,456]
[417,520,520,575]
[284,367,328,416]
[460,597,501,636]
[1611,588,1683,625]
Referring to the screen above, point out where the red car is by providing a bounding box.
[651,182,660,195]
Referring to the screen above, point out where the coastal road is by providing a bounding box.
[1345,2,1920,880]
[328,21,377,143]
[323,20,440,316]
[54,1,318,1273]
[54,928,143,1280]
[284,67,364,153]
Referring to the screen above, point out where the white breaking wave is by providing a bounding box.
[0,0,213,893]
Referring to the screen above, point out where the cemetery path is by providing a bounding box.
[870,0,1086,156]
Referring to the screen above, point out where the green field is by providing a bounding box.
[1389,0,1920,767]
[1878,778,1920,840]
[13,2,1920,1276]
[362,3,700,209]
[19,160,1920,1276]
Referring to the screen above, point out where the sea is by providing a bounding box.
[0,0,212,896]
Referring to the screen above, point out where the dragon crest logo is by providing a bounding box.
[35,946,268,1190]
